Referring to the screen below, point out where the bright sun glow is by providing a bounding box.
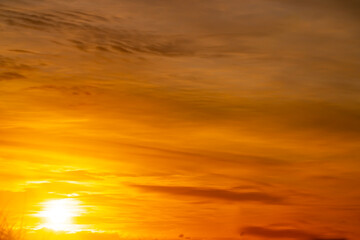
[38,198,82,232]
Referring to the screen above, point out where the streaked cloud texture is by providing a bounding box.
[0,0,359,239]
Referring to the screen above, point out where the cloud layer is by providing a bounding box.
[0,0,359,239]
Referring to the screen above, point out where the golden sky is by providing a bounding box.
[0,0,359,240]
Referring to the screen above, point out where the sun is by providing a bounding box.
[37,198,82,231]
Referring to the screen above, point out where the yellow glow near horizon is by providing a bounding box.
[38,198,82,232]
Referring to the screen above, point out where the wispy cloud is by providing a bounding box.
[0,72,25,80]
[240,226,347,240]
[0,0,359,238]
[241,226,315,239]
[131,184,284,204]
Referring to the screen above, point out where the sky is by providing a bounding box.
[0,0,359,239]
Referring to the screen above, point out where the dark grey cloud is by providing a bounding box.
[240,226,348,240]
[241,226,315,239]
[313,238,347,240]
[0,55,34,71]
[131,184,284,204]
[0,6,102,30]
[0,72,25,80]
[8,49,37,54]
[0,1,288,58]
[0,5,199,57]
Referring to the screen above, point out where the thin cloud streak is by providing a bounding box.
[131,184,285,204]
[0,0,359,239]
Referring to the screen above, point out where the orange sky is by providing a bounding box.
[0,1,359,240]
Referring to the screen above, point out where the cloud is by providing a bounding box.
[42,170,104,182]
[0,0,359,238]
[271,0,360,19]
[240,226,348,240]
[0,1,289,59]
[131,184,284,204]
[241,226,315,239]
[0,72,26,80]
[111,141,290,168]
[0,5,198,57]
[0,6,105,30]
[0,55,34,71]
[26,85,96,96]
[27,229,121,240]
[312,238,347,240]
